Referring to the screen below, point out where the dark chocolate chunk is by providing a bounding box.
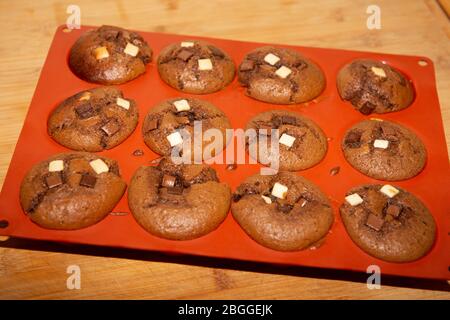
[45,173,63,189]
[167,185,183,195]
[146,118,159,132]
[240,60,255,71]
[75,102,95,119]
[208,45,225,58]
[359,101,376,115]
[385,204,402,218]
[101,119,120,137]
[329,166,340,176]
[345,130,362,147]
[278,203,293,213]
[281,115,297,125]
[79,174,97,188]
[177,49,194,62]
[162,174,177,188]
[366,213,384,231]
[232,193,242,202]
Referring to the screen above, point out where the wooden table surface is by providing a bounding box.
[0,0,449,299]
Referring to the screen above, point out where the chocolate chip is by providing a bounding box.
[345,130,362,147]
[232,193,242,202]
[278,203,293,213]
[226,163,237,171]
[145,118,159,132]
[208,45,225,58]
[240,60,255,71]
[366,213,384,231]
[177,49,193,62]
[281,116,297,125]
[45,173,63,189]
[101,119,120,137]
[132,149,144,156]
[79,174,97,188]
[359,101,376,115]
[271,116,282,128]
[162,174,177,188]
[167,185,183,195]
[385,204,402,218]
[329,166,340,176]
[75,102,95,119]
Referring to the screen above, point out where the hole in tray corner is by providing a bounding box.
[0,220,9,229]
[418,59,428,67]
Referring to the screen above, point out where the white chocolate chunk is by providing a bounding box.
[79,92,91,101]
[94,46,109,60]
[275,66,292,78]
[371,66,386,78]
[116,97,130,110]
[124,42,139,57]
[198,58,213,71]
[261,195,272,204]
[345,193,363,206]
[271,182,288,199]
[264,53,280,66]
[279,133,296,148]
[89,159,109,174]
[167,131,183,147]
[173,99,190,112]
[181,41,194,47]
[380,185,400,198]
[48,160,64,172]
[373,139,389,149]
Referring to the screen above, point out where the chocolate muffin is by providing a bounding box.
[340,184,436,262]
[231,172,333,251]
[157,40,235,94]
[337,59,414,114]
[342,119,426,181]
[238,46,325,104]
[128,157,231,240]
[142,98,232,160]
[245,110,327,171]
[19,152,126,230]
[47,87,139,152]
[69,25,152,84]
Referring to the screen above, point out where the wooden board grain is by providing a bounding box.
[0,0,449,299]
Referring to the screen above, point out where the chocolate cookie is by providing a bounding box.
[48,87,139,152]
[69,25,152,84]
[19,152,126,230]
[340,184,436,262]
[142,98,232,160]
[342,119,426,181]
[337,59,414,114]
[238,46,325,104]
[128,157,231,240]
[231,172,333,251]
[157,40,235,94]
[246,110,327,171]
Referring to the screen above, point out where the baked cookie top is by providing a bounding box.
[157,40,235,94]
[69,25,152,84]
[238,46,325,104]
[47,87,139,152]
[337,59,414,114]
[128,157,231,240]
[231,172,333,251]
[342,119,426,181]
[19,152,126,230]
[340,184,436,262]
[245,110,327,171]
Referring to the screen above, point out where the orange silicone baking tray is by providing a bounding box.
[0,25,449,280]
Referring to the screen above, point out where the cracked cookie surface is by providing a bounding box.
[238,46,325,104]
[157,40,235,94]
[245,110,327,171]
[337,59,414,114]
[19,152,126,230]
[142,98,232,160]
[48,87,139,152]
[342,119,426,181]
[69,25,152,84]
[340,184,435,262]
[128,157,231,240]
[231,172,333,251]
